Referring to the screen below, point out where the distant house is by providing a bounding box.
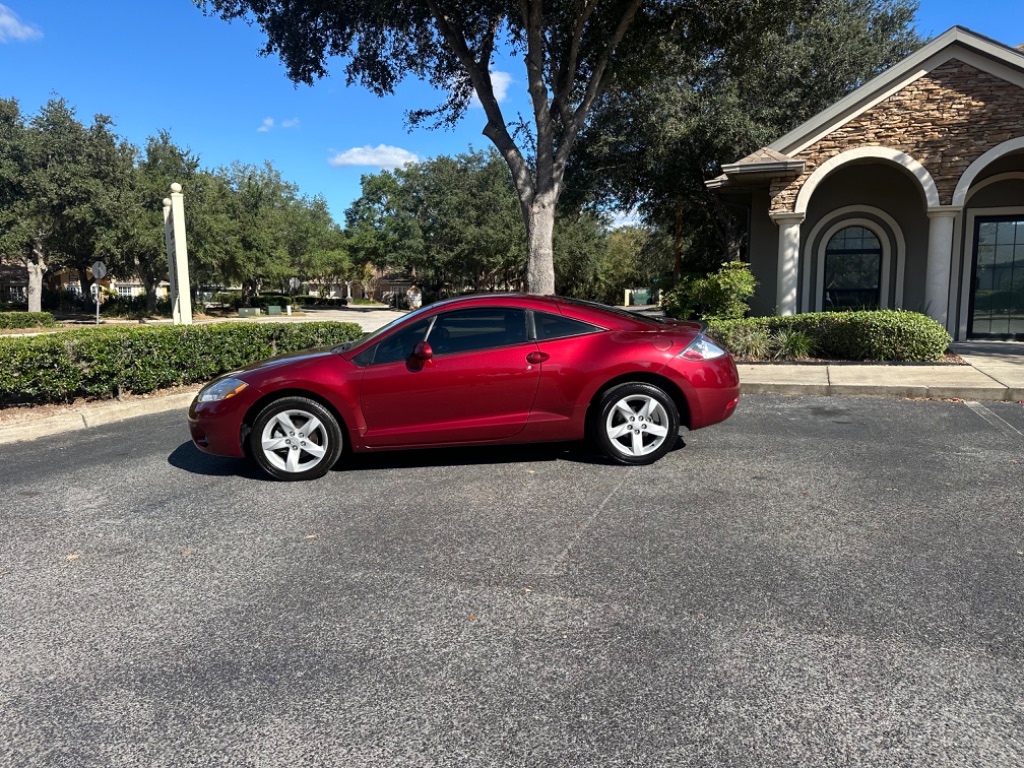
[709,27,1024,341]
[0,258,26,304]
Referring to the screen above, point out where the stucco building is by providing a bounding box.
[709,27,1024,341]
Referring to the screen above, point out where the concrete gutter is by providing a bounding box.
[0,392,198,446]
[2,328,1021,447]
[2,358,1021,448]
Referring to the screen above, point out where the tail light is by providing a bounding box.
[679,334,727,362]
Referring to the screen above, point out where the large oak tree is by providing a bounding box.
[0,98,133,312]
[568,0,921,277]
[195,0,742,294]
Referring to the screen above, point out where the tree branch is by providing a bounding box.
[551,0,598,128]
[519,0,554,190]
[426,0,535,204]
[555,0,645,175]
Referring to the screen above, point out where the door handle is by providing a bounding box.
[526,351,549,364]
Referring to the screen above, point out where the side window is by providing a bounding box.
[429,308,528,356]
[535,311,601,341]
[366,317,432,365]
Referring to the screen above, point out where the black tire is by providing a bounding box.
[250,396,343,481]
[593,382,679,465]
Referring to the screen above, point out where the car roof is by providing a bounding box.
[423,293,559,311]
[420,293,656,328]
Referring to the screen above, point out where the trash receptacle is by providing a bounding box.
[631,289,650,305]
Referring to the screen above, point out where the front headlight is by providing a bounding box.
[679,335,727,362]
[197,377,249,403]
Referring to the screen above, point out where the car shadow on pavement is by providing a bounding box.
[168,436,687,477]
[335,434,686,471]
[167,441,269,480]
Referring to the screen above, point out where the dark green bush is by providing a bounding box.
[212,292,300,310]
[708,310,951,362]
[0,321,364,406]
[0,311,56,330]
[301,297,351,306]
[662,261,757,321]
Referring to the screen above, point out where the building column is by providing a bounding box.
[925,207,959,328]
[771,212,805,316]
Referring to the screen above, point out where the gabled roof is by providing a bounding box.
[707,26,1024,191]
[721,147,804,175]
[767,26,1024,157]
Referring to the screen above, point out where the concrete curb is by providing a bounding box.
[0,392,198,446]
[2,346,1022,447]
[739,382,1018,401]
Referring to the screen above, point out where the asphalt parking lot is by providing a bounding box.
[1,395,1023,767]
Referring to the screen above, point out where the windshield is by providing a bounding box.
[330,304,436,354]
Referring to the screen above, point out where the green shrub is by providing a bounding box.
[302,297,351,307]
[726,325,772,359]
[662,261,757,321]
[708,310,950,362]
[97,295,176,319]
[771,329,814,361]
[212,292,299,310]
[0,311,56,330]
[0,321,364,406]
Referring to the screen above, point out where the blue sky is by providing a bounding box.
[1,1,1022,224]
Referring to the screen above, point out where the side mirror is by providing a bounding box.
[412,341,433,360]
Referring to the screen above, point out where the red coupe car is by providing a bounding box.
[188,294,740,480]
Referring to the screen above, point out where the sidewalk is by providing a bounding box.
[740,341,1024,402]
[1,322,1021,447]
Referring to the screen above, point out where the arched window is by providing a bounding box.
[823,226,882,309]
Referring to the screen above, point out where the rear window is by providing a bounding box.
[534,311,602,340]
[556,297,665,326]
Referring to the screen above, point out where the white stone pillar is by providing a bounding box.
[925,207,958,328]
[164,182,193,325]
[772,213,804,316]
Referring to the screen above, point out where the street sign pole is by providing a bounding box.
[90,261,106,325]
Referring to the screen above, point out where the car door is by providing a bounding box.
[359,307,541,446]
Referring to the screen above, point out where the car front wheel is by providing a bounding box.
[594,382,679,465]
[250,396,343,481]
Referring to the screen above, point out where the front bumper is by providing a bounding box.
[187,386,263,458]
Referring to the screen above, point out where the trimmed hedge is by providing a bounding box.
[0,311,56,330]
[212,293,298,310]
[708,310,952,363]
[0,321,364,406]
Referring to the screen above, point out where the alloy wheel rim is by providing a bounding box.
[260,409,330,474]
[605,395,670,457]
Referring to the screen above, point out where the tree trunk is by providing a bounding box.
[525,195,557,295]
[674,203,684,282]
[25,241,47,314]
[145,280,159,313]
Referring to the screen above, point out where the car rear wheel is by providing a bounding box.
[594,383,679,465]
[250,397,343,481]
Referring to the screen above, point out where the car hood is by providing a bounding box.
[234,347,337,378]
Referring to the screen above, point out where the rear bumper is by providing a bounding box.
[673,356,741,430]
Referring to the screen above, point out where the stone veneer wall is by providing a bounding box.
[769,59,1024,213]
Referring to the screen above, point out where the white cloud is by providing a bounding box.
[257,117,274,133]
[471,71,513,108]
[281,118,300,129]
[0,4,42,42]
[610,209,642,229]
[328,144,419,169]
